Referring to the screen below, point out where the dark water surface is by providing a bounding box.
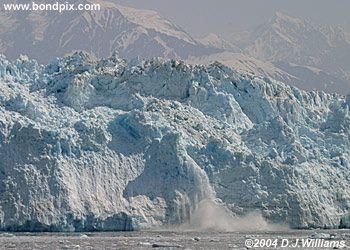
[0,230,349,249]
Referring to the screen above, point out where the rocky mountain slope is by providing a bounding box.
[187,52,299,86]
[0,52,349,231]
[200,33,241,53]
[1,2,349,93]
[244,12,350,70]
[0,0,218,63]
[183,11,350,94]
[239,12,350,93]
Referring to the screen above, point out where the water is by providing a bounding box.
[0,230,349,250]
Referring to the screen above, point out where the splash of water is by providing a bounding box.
[181,199,288,232]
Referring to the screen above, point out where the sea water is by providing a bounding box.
[0,230,349,250]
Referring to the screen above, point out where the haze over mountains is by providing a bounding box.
[0,0,349,93]
[1,0,350,232]
[0,0,219,62]
[242,12,350,93]
[195,12,350,94]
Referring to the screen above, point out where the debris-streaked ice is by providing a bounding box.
[0,52,349,231]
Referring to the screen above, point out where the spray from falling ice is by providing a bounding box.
[180,199,288,232]
[167,157,288,232]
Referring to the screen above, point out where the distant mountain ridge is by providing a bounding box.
[0,0,219,63]
[200,33,241,52]
[244,12,350,67]
[0,3,349,93]
[240,12,350,92]
[195,12,350,93]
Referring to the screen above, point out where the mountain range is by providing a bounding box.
[0,1,349,93]
[0,0,219,62]
[242,12,350,93]
[1,2,350,232]
[194,12,350,93]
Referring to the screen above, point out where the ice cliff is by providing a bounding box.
[0,52,349,231]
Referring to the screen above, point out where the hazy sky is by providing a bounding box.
[115,0,350,38]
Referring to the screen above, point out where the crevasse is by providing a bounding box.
[0,52,349,231]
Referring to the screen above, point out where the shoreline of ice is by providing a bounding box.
[0,52,349,231]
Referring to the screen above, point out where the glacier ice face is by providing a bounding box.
[0,52,349,231]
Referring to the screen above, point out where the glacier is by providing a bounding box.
[0,52,349,231]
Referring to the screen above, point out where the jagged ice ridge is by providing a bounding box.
[0,52,349,231]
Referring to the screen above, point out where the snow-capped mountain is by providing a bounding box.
[197,12,350,94]
[244,12,350,64]
[200,33,241,52]
[1,3,348,93]
[0,0,218,63]
[0,52,349,231]
[189,51,350,94]
[239,12,350,92]
[187,52,298,85]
